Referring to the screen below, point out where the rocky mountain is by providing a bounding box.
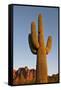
[13,66,59,85]
[48,74,59,83]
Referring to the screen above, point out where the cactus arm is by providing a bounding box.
[31,21,39,49]
[28,34,37,54]
[46,36,52,54]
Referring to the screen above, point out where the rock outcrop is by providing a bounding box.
[13,67,59,85]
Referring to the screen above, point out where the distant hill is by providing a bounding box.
[48,74,59,83]
[13,66,59,85]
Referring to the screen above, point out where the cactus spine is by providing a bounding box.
[28,14,52,83]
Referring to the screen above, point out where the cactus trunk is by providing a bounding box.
[36,47,48,83]
[36,15,48,83]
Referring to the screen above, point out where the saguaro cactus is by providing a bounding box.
[28,14,52,83]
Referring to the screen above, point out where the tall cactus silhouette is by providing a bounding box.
[28,14,52,83]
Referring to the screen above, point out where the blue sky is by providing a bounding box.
[13,5,59,75]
